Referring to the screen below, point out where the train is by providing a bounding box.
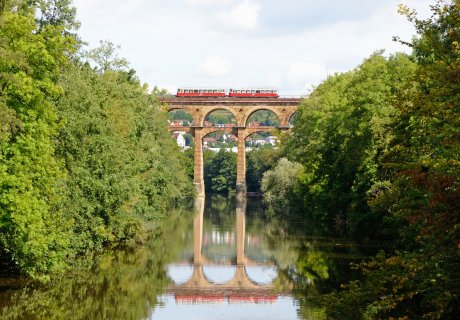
[176,88,279,98]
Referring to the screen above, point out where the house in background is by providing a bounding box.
[172,131,186,148]
[266,136,279,146]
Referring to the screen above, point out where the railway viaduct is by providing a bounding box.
[159,96,300,196]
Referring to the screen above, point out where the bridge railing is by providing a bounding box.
[158,96,305,103]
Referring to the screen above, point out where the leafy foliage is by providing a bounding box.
[261,158,302,214]
[0,7,75,280]
[0,3,193,279]
[285,52,416,238]
[246,148,278,192]
[203,149,236,194]
[282,1,460,318]
[56,61,194,253]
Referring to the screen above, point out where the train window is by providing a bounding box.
[256,90,260,93]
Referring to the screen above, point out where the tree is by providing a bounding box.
[261,158,302,214]
[204,149,236,194]
[23,0,80,31]
[285,52,416,238]
[246,148,278,192]
[0,7,75,279]
[86,40,129,72]
[323,1,460,318]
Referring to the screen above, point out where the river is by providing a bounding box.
[0,195,371,319]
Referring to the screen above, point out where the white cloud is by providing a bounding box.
[286,62,329,89]
[217,0,260,31]
[199,56,233,77]
[186,0,232,5]
[72,0,436,95]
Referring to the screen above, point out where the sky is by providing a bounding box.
[72,0,434,95]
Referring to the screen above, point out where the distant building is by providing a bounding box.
[172,131,186,148]
[203,137,217,148]
[169,120,184,127]
[253,138,266,146]
[266,136,279,146]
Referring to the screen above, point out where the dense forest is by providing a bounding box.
[262,1,459,318]
[0,0,193,280]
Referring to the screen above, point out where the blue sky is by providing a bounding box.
[72,0,433,95]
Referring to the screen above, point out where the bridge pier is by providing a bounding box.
[236,127,247,198]
[193,127,205,196]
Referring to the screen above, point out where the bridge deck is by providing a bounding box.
[159,96,301,106]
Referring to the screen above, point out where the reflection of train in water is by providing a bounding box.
[176,88,279,98]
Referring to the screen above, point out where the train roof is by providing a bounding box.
[177,88,225,91]
[229,88,278,91]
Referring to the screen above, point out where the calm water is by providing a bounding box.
[0,195,368,319]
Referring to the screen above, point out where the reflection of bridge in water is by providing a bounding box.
[167,197,290,304]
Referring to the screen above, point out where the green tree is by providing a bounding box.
[86,40,129,72]
[261,158,302,214]
[246,148,279,192]
[56,58,193,252]
[204,149,236,194]
[23,0,80,31]
[0,3,194,279]
[0,6,76,279]
[285,52,416,238]
[322,2,460,319]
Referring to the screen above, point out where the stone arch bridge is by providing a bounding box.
[159,96,300,196]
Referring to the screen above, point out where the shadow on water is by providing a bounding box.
[0,195,374,319]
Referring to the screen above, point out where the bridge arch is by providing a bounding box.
[202,108,238,127]
[245,108,281,127]
[201,129,237,152]
[244,130,279,149]
[288,110,298,127]
[168,109,193,125]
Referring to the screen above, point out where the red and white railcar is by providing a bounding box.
[228,88,279,98]
[176,88,226,97]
